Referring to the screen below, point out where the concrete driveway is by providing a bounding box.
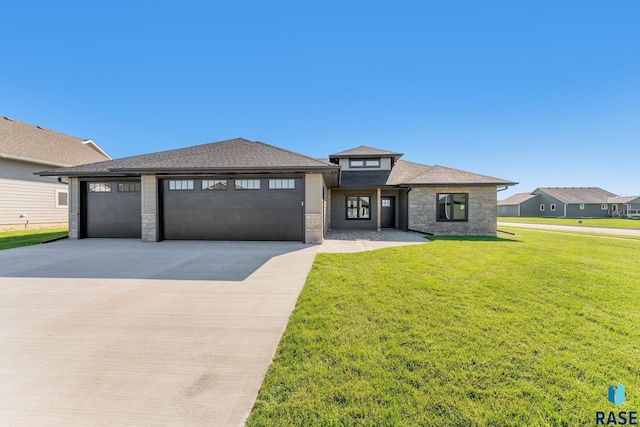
[0,239,318,426]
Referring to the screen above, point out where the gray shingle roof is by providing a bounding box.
[535,187,617,204]
[498,193,539,205]
[400,165,516,186]
[330,146,403,158]
[0,116,110,166]
[41,138,338,175]
[339,160,516,187]
[608,196,640,204]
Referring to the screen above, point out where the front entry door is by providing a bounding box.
[381,196,395,228]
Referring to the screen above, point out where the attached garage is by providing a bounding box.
[81,180,142,238]
[161,177,304,241]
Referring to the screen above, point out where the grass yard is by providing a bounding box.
[498,216,640,229]
[0,228,68,250]
[247,229,640,426]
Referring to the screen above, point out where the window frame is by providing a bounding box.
[268,179,295,190]
[55,189,68,208]
[201,179,228,190]
[346,196,371,220]
[235,179,261,190]
[601,204,608,210]
[540,204,545,212]
[168,180,194,191]
[117,182,141,192]
[88,182,112,193]
[437,193,468,222]
[550,204,556,212]
[580,203,585,210]
[349,158,381,168]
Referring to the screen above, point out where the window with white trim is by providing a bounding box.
[235,179,260,190]
[202,179,227,190]
[601,204,608,210]
[169,180,194,190]
[88,183,111,192]
[550,204,556,211]
[349,158,381,168]
[580,204,585,210]
[501,207,506,213]
[55,189,68,208]
[540,204,545,211]
[269,179,295,189]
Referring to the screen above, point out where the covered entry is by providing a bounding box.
[161,177,304,241]
[81,180,142,238]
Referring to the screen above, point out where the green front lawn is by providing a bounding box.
[247,229,640,426]
[498,216,640,229]
[0,228,68,250]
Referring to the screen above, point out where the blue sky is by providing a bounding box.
[1,1,639,198]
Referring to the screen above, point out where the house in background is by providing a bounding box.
[0,117,111,227]
[39,138,516,242]
[498,187,640,218]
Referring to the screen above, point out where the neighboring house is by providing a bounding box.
[39,139,516,243]
[498,187,640,218]
[0,117,111,227]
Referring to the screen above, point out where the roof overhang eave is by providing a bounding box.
[108,165,340,174]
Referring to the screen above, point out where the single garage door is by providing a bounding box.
[161,177,303,241]
[82,181,142,238]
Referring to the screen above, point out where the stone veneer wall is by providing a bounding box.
[304,173,324,243]
[141,175,159,242]
[408,186,497,236]
[68,177,80,239]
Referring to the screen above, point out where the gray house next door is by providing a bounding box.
[381,196,395,228]
[161,177,304,241]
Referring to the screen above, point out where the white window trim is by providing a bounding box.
[579,203,585,210]
[55,189,68,208]
[550,204,556,211]
[540,204,545,211]
[601,204,608,210]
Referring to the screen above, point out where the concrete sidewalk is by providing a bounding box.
[319,229,429,253]
[498,221,640,237]
[0,240,318,426]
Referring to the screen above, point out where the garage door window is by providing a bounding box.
[169,180,194,190]
[269,179,295,189]
[88,183,111,192]
[202,179,227,190]
[235,179,260,190]
[118,182,141,192]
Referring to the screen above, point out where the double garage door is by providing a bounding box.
[82,177,304,241]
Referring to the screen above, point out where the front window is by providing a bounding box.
[540,204,545,212]
[601,204,608,210]
[346,196,370,219]
[437,193,468,222]
[550,204,556,211]
[580,204,585,210]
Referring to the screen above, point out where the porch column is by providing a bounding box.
[377,187,381,231]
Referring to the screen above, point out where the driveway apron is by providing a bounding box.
[0,239,318,427]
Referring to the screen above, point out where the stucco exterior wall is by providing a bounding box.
[408,186,497,235]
